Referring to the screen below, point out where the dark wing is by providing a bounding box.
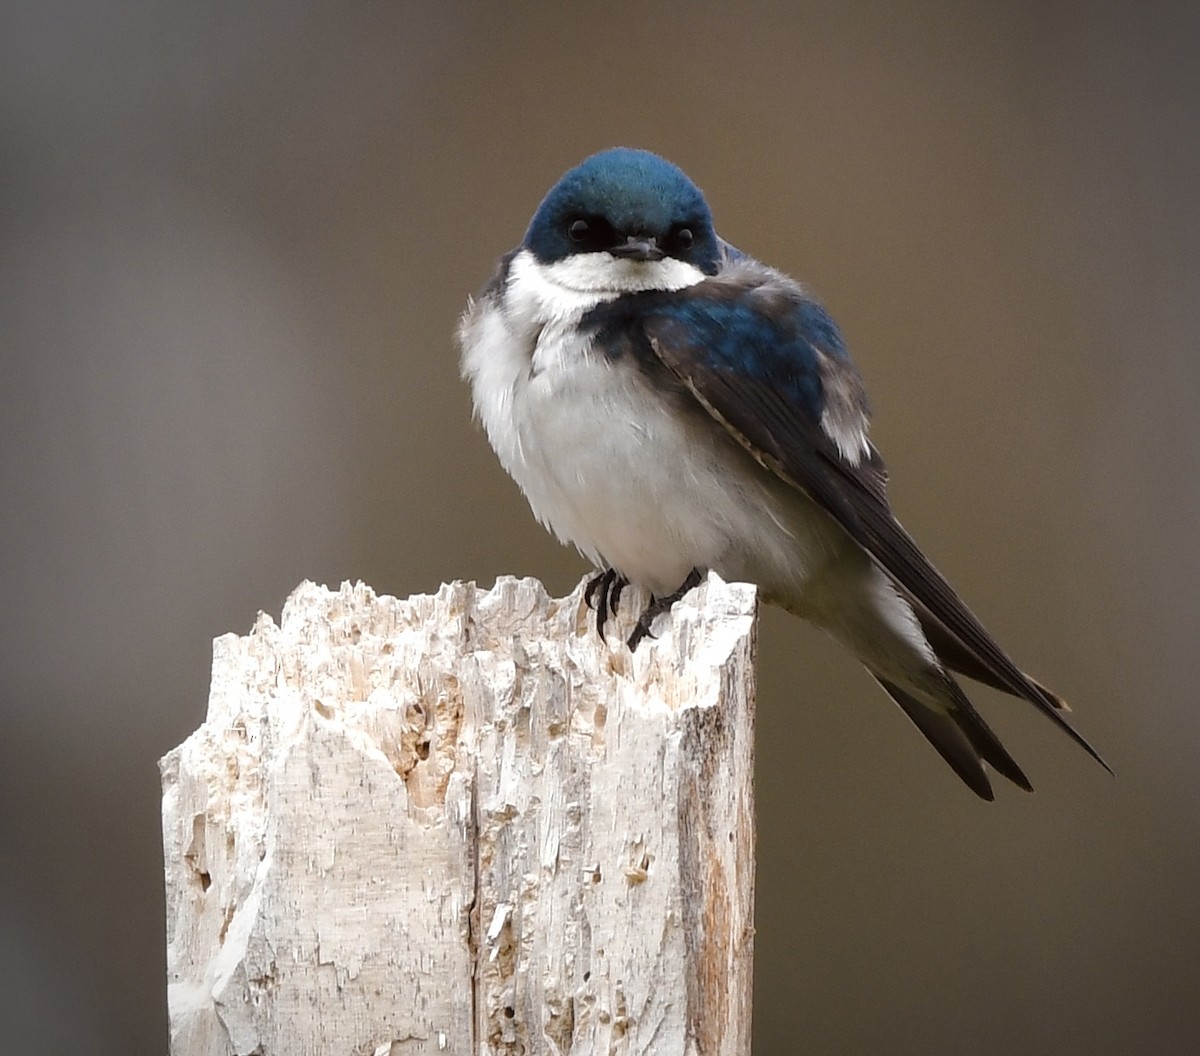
[636,267,1109,774]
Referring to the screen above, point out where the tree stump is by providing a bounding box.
[161,573,758,1055]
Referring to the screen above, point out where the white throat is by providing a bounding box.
[504,248,707,329]
[534,248,707,294]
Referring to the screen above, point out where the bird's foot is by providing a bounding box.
[584,568,629,639]
[627,567,704,651]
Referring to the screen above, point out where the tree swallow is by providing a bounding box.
[458,146,1107,799]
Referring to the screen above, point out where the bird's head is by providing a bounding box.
[522,147,721,293]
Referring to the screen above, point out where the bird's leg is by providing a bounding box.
[584,569,614,635]
[627,567,704,651]
[584,568,628,639]
[609,575,627,616]
[583,569,610,610]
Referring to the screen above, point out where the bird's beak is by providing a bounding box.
[610,235,665,262]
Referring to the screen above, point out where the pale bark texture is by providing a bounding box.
[161,572,758,1056]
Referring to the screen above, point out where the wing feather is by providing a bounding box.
[637,273,1108,773]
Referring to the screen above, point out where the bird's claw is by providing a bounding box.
[625,567,704,652]
[584,568,629,639]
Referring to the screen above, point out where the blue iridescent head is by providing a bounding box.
[523,148,721,275]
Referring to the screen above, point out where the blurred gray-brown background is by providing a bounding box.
[3,2,1198,1053]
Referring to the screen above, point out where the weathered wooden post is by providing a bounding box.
[161,573,757,1055]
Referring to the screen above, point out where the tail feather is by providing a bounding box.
[911,603,1112,775]
[914,604,1071,711]
[873,675,1034,800]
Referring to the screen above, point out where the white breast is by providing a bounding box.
[459,249,846,598]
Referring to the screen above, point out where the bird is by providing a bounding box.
[458,146,1108,800]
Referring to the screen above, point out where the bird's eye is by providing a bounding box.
[568,219,589,242]
[675,227,694,250]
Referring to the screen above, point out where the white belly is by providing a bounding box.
[461,288,847,598]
